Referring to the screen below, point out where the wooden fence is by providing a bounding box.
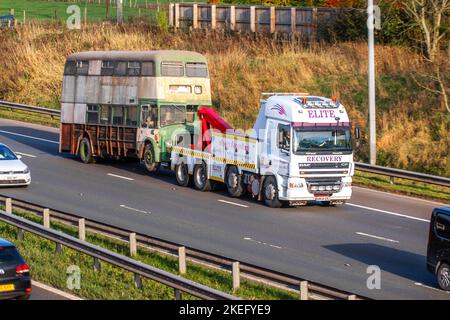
[169,3,340,40]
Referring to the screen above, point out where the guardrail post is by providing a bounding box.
[178,246,186,274]
[174,288,182,300]
[43,208,50,228]
[174,3,180,29]
[348,294,356,300]
[390,176,395,184]
[55,242,63,254]
[78,218,86,241]
[290,7,296,34]
[300,281,309,300]
[134,273,142,289]
[169,3,174,26]
[5,198,12,214]
[129,232,137,256]
[17,228,24,241]
[93,257,101,272]
[232,261,240,291]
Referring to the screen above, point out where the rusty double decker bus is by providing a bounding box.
[59,50,212,172]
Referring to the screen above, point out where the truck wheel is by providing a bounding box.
[225,166,244,197]
[193,162,211,191]
[175,162,190,187]
[79,137,94,164]
[263,176,282,208]
[143,144,160,173]
[437,263,450,291]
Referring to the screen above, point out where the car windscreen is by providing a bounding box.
[0,145,17,160]
[0,246,23,265]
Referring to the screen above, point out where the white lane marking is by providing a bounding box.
[31,280,83,300]
[353,185,448,206]
[15,151,36,158]
[347,202,430,223]
[218,199,249,208]
[0,129,59,144]
[107,173,134,181]
[243,237,283,249]
[414,282,450,293]
[120,204,149,214]
[356,232,399,243]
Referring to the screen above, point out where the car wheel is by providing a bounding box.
[175,162,190,187]
[263,176,282,208]
[225,166,244,197]
[437,263,450,291]
[143,144,160,173]
[193,162,211,192]
[79,137,94,164]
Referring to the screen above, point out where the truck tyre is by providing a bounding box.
[175,162,190,187]
[79,137,94,164]
[143,143,160,173]
[193,162,211,192]
[263,176,282,208]
[225,166,244,198]
[437,263,450,291]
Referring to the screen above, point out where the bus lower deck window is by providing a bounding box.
[87,105,99,124]
[125,106,138,126]
[112,106,124,125]
[100,106,111,124]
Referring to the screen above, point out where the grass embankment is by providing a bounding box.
[0,22,448,178]
[354,171,450,204]
[0,209,296,300]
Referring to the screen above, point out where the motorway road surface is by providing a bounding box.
[0,118,449,300]
[29,281,79,300]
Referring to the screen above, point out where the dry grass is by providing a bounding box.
[0,22,448,176]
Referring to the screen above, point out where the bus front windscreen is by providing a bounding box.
[293,127,352,153]
[160,105,186,127]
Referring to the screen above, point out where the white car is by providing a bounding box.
[0,144,31,187]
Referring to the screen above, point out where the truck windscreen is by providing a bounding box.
[293,127,352,153]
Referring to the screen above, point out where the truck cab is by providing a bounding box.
[251,94,356,206]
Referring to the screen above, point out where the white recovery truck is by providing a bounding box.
[171,93,358,208]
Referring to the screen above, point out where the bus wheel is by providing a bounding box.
[175,162,190,187]
[263,176,282,208]
[79,137,94,164]
[225,166,244,197]
[143,144,160,173]
[193,162,211,192]
[437,263,450,291]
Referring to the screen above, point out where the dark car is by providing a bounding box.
[0,237,32,299]
[427,207,450,291]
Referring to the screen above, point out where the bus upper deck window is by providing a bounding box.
[76,61,89,75]
[186,63,208,77]
[161,62,184,77]
[101,61,114,76]
[142,62,155,76]
[127,62,141,76]
[64,61,76,75]
[114,62,127,76]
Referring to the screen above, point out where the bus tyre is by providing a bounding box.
[437,263,450,291]
[143,144,159,173]
[225,166,244,198]
[79,137,94,164]
[193,163,211,192]
[175,162,190,187]
[263,176,282,208]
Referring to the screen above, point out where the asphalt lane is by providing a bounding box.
[0,118,449,300]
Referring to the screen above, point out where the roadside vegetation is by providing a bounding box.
[0,209,296,300]
[0,21,448,178]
